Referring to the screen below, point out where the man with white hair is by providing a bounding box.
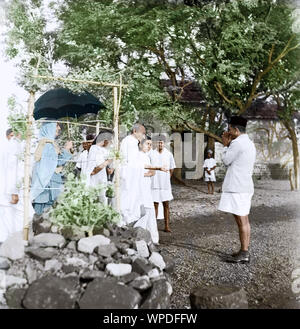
[119,123,146,225]
[119,124,168,226]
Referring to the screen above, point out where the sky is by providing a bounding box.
[0,0,28,144]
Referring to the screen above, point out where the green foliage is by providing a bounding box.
[54,0,299,137]
[7,95,28,140]
[49,173,120,234]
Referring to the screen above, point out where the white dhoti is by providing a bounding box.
[152,189,173,203]
[218,192,253,216]
[134,207,159,244]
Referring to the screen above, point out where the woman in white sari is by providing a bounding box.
[134,137,159,244]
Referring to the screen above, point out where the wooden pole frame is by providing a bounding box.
[23,73,125,240]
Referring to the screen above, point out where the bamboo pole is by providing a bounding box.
[23,90,35,241]
[32,74,128,87]
[113,86,121,214]
[96,121,100,136]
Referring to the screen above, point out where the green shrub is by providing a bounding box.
[49,173,120,235]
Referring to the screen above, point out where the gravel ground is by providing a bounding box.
[157,179,300,309]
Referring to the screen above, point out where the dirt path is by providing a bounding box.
[157,179,300,309]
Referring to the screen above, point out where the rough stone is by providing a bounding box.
[116,242,131,254]
[25,247,58,262]
[149,252,166,271]
[106,263,132,277]
[0,257,10,270]
[97,243,118,258]
[33,219,52,235]
[0,232,25,261]
[134,227,152,245]
[119,272,140,284]
[119,257,132,264]
[66,257,89,268]
[62,265,79,274]
[79,278,141,309]
[31,233,66,248]
[25,263,37,284]
[129,276,152,291]
[77,235,110,254]
[66,241,77,250]
[141,279,171,309]
[190,285,248,309]
[148,268,160,279]
[126,248,136,256]
[132,258,153,275]
[4,275,27,289]
[80,270,105,282]
[161,254,175,274]
[135,240,150,258]
[4,287,26,309]
[22,275,77,309]
[44,259,62,272]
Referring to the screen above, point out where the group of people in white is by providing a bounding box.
[75,123,176,244]
[0,116,256,264]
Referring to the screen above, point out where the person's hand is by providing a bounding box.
[106,158,113,165]
[107,168,114,175]
[160,166,169,173]
[222,131,232,147]
[10,194,19,204]
[207,170,211,175]
[64,141,73,151]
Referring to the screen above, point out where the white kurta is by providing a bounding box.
[76,150,89,178]
[85,145,109,205]
[203,158,216,182]
[0,138,34,243]
[119,135,145,225]
[150,149,176,202]
[134,152,159,244]
[218,134,256,216]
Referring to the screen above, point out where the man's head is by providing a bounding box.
[139,136,152,153]
[83,134,95,151]
[228,116,247,139]
[207,149,213,158]
[131,123,146,141]
[96,131,113,147]
[153,134,166,152]
[6,128,14,140]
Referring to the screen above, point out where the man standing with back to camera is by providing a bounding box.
[218,116,256,264]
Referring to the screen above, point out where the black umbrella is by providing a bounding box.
[34,88,105,120]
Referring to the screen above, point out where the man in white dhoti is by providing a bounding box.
[133,137,159,244]
[75,134,95,178]
[0,133,34,243]
[218,116,256,264]
[150,134,176,233]
[85,131,114,205]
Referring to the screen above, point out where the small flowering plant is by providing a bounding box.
[49,173,120,235]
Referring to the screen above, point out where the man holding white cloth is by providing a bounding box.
[218,116,256,264]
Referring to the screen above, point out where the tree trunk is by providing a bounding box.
[283,120,299,190]
[207,136,215,156]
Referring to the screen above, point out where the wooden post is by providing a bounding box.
[23,91,35,241]
[113,86,120,213]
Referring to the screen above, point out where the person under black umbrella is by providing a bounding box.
[31,121,73,215]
